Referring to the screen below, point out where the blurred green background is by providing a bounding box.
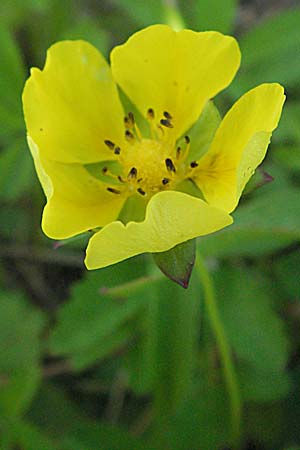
[0,0,300,449]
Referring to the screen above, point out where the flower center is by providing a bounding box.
[103,109,198,198]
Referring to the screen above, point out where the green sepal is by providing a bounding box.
[152,239,196,289]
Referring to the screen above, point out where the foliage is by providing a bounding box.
[0,1,300,449]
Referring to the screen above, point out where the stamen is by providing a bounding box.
[147,108,155,120]
[102,166,108,174]
[128,167,137,179]
[162,178,170,185]
[114,146,121,155]
[137,187,146,196]
[125,130,135,143]
[160,118,173,128]
[124,112,135,129]
[165,158,176,173]
[107,187,121,194]
[163,111,172,120]
[176,146,181,159]
[118,176,125,183]
[190,161,199,168]
[104,139,115,150]
[184,135,190,144]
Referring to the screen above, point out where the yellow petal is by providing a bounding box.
[28,136,126,239]
[111,25,240,138]
[194,83,285,213]
[23,41,124,164]
[85,191,232,269]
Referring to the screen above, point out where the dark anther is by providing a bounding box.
[104,139,115,150]
[184,135,190,144]
[107,187,121,194]
[160,118,173,128]
[147,108,155,119]
[165,158,176,172]
[190,161,199,168]
[128,112,135,124]
[118,175,125,183]
[163,111,172,120]
[102,166,108,174]
[137,178,143,183]
[162,178,170,185]
[176,146,181,158]
[114,146,121,155]
[125,130,135,141]
[128,167,137,179]
[137,187,146,196]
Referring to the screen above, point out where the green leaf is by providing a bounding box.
[0,367,40,418]
[272,103,300,144]
[112,0,164,27]
[0,24,25,137]
[180,0,237,33]
[200,187,300,258]
[167,384,230,450]
[273,251,300,301]
[272,146,300,173]
[60,18,109,56]
[0,137,34,201]
[229,8,300,96]
[125,272,200,417]
[153,239,196,288]
[49,259,149,369]
[215,267,289,372]
[239,364,291,402]
[0,291,45,418]
[27,383,148,450]
[1,418,58,450]
[0,291,45,373]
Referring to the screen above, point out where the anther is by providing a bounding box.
[107,187,121,194]
[165,158,176,173]
[176,146,181,159]
[163,111,172,120]
[104,139,115,150]
[190,161,199,168]
[102,166,108,174]
[114,146,121,155]
[147,108,155,119]
[124,112,135,129]
[128,167,137,179]
[184,135,190,144]
[125,130,135,142]
[160,118,173,128]
[137,187,146,196]
[118,176,125,183]
[162,178,170,185]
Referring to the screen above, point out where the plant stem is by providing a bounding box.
[196,251,242,447]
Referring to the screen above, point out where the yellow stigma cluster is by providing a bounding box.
[103,109,197,198]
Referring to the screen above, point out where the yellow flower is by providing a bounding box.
[22,25,285,270]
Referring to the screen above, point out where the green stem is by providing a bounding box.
[163,0,186,30]
[100,273,163,298]
[196,251,242,447]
